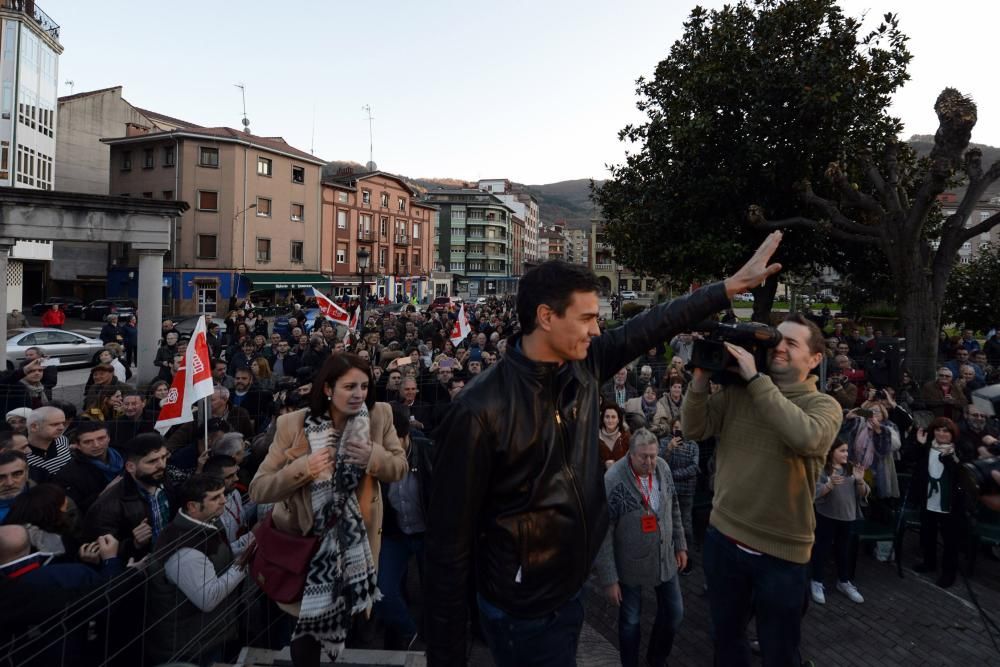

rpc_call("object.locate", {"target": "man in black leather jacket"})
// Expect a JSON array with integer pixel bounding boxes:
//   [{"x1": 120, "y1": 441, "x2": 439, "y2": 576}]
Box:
[{"x1": 424, "y1": 232, "x2": 783, "y2": 666}]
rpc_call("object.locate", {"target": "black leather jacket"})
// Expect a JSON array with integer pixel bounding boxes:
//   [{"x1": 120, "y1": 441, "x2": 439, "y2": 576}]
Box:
[{"x1": 424, "y1": 282, "x2": 729, "y2": 665}]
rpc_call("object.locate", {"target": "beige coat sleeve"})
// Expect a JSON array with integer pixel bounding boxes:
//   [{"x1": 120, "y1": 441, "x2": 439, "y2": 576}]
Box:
[
  {"x1": 248, "y1": 412, "x2": 313, "y2": 504},
  {"x1": 366, "y1": 403, "x2": 407, "y2": 483}
]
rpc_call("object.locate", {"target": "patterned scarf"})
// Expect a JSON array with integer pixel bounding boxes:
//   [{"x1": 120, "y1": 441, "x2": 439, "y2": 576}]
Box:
[{"x1": 293, "y1": 406, "x2": 379, "y2": 660}]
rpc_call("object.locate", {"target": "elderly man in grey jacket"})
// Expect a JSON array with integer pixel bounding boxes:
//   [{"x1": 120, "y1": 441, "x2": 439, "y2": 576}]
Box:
[{"x1": 595, "y1": 428, "x2": 687, "y2": 667}]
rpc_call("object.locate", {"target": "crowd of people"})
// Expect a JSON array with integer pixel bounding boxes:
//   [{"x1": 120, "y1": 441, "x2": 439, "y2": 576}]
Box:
[{"x1": 2, "y1": 251, "x2": 1000, "y2": 667}]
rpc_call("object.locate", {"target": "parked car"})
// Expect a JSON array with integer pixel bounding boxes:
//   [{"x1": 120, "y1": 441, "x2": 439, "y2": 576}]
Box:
[
  {"x1": 6, "y1": 328, "x2": 105, "y2": 369},
  {"x1": 170, "y1": 315, "x2": 228, "y2": 338},
  {"x1": 476, "y1": 296, "x2": 488, "y2": 305},
  {"x1": 80, "y1": 298, "x2": 136, "y2": 321},
  {"x1": 620, "y1": 290, "x2": 639, "y2": 300},
  {"x1": 30, "y1": 297, "x2": 83, "y2": 317},
  {"x1": 734, "y1": 292, "x2": 755, "y2": 302}
]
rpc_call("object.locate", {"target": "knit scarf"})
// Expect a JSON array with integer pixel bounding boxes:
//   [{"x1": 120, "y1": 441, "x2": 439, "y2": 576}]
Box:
[
  {"x1": 599, "y1": 427, "x2": 621, "y2": 452},
  {"x1": 640, "y1": 397, "x2": 658, "y2": 423},
  {"x1": 87, "y1": 447, "x2": 125, "y2": 483},
  {"x1": 293, "y1": 406, "x2": 379, "y2": 660},
  {"x1": 20, "y1": 380, "x2": 47, "y2": 407}
]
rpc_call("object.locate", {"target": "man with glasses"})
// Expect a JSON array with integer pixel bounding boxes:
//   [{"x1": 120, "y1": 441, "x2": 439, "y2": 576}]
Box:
[{"x1": 959, "y1": 404, "x2": 1000, "y2": 459}]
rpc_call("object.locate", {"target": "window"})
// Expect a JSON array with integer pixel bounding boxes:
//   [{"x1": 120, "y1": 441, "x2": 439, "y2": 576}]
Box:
[
  {"x1": 362, "y1": 190, "x2": 371, "y2": 204},
  {"x1": 452, "y1": 209, "x2": 465, "y2": 221},
  {"x1": 142, "y1": 192, "x2": 153, "y2": 199},
  {"x1": 378, "y1": 248, "x2": 388, "y2": 269},
  {"x1": 337, "y1": 210, "x2": 347, "y2": 229},
  {"x1": 398, "y1": 197, "x2": 406, "y2": 212},
  {"x1": 412, "y1": 223, "x2": 420, "y2": 239},
  {"x1": 163, "y1": 146, "x2": 175, "y2": 166},
  {"x1": 121, "y1": 151, "x2": 132, "y2": 171},
  {"x1": 336, "y1": 245, "x2": 347, "y2": 264},
  {"x1": 337, "y1": 191, "x2": 349, "y2": 203},
  {"x1": 381, "y1": 192, "x2": 390, "y2": 207},
  {"x1": 163, "y1": 190, "x2": 174, "y2": 200},
  {"x1": 143, "y1": 149, "x2": 154, "y2": 169},
  {"x1": 380, "y1": 216, "x2": 388, "y2": 236},
  {"x1": 413, "y1": 252, "x2": 420, "y2": 268},
  {"x1": 199, "y1": 147, "x2": 219, "y2": 167},
  {"x1": 0, "y1": 140, "x2": 8, "y2": 179},
  {"x1": 257, "y1": 156, "x2": 272, "y2": 177},
  {"x1": 291, "y1": 203, "x2": 304, "y2": 221},
  {"x1": 292, "y1": 166, "x2": 305, "y2": 184},
  {"x1": 197, "y1": 234, "x2": 218, "y2": 259},
  {"x1": 360, "y1": 214, "x2": 373, "y2": 234},
  {"x1": 197, "y1": 190, "x2": 219, "y2": 211},
  {"x1": 291, "y1": 241, "x2": 304, "y2": 263},
  {"x1": 256, "y1": 238, "x2": 271, "y2": 262},
  {"x1": 256, "y1": 197, "x2": 272, "y2": 217}
]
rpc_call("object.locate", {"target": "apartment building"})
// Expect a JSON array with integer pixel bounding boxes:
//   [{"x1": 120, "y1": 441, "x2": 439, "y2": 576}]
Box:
[
  {"x1": 423, "y1": 188, "x2": 517, "y2": 296},
  {"x1": 104, "y1": 127, "x2": 325, "y2": 314},
  {"x1": 566, "y1": 226, "x2": 590, "y2": 265},
  {"x1": 939, "y1": 191, "x2": 1000, "y2": 263},
  {"x1": 320, "y1": 169, "x2": 436, "y2": 302},
  {"x1": 541, "y1": 224, "x2": 566, "y2": 261},
  {"x1": 591, "y1": 219, "x2": 656, "y2": 295},
  {"x1": 478, "y1": 178, "x2": 540, "y2": 262},
  {"x1": 0, "y1": 0, "x2": 62, "y2": 309}
]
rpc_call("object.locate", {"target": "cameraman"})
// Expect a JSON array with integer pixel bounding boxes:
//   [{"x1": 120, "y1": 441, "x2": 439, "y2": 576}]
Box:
[
  {"x1": 825, "y1": 369, "x2": 856, "y2": 410},
  {"x1": 682, "y1": 313, "x2": 843, "y2": 667}
]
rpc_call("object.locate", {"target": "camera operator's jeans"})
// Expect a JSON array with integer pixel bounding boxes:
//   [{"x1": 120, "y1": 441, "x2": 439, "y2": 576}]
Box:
[
  {"x1": 618, "y1": 576, "x2": 683, "y2": 667},
  {"x1": 477, "y1": 591, "x2": 583, "y2": 667},
  {"x1": 704, "y1": 526, "x2": 808, "y2": 667}
]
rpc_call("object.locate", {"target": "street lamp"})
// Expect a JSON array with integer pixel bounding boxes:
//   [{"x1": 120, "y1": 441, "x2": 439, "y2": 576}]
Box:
[
  {"x1": 357, "y1": 246, "x2": 371, "y2": 327},
  {"x1": 234, "y1": 202, "x2": 258, "y2": 307}
]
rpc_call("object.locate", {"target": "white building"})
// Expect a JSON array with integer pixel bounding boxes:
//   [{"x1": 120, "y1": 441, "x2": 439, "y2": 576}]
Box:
[
  {"x1": 0, "y1": 1, "x2": 62, "y2": 310},
  {"x1": 478, "y1": 178, "x2": 540, "y2": 263}
]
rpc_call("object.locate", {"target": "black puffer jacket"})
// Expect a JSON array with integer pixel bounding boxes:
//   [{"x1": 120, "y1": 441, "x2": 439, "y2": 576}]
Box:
[{"x1": 424, "y1": 282, "x2": 729, "y2": 665}]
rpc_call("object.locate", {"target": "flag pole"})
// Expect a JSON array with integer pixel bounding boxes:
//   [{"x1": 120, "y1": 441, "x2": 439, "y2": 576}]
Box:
[{"x1": 203, "y1": 395, "x2": 210, "y2": 451}]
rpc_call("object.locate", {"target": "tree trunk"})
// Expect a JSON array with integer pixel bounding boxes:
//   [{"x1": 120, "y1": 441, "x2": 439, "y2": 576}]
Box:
[
  {"x1": 897, "y1": 274, "x2": 940, "y2": 384},
  {"x1": 750, "y1": 273, "x2": 780, "y2": 324}
]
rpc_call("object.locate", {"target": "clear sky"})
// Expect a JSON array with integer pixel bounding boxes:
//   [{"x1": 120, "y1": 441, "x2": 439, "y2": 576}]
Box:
[{"x1": 45, "y1": 0, "x2": 999, "y2": 185}]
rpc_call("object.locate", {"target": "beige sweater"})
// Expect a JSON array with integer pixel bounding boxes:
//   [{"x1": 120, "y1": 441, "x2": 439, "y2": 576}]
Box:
[{"x1": 682, "y1": 374, "x2": 843, "y2": 564}]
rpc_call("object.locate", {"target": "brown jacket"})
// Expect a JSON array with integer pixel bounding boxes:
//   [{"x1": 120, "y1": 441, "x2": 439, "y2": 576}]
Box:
[{"x1": 248, "y1": 403, "x2": 406, "y2": 614}]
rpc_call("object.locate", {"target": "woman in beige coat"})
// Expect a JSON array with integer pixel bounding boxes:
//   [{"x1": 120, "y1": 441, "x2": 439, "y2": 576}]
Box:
[{"x1": 249, "y1": 352, "x2": 406, "y2": 666}]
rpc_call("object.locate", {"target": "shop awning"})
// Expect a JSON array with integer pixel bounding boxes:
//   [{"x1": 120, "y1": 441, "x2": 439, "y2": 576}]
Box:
[{"x1": 242, "y1": 273, "x2": 333, "y2": 289}]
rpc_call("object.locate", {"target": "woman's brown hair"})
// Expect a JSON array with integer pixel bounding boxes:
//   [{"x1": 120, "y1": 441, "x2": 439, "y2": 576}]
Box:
[
  {"x1": 309, "y1": 352, "x2": 376, "y2": 415},
  {"x1": 927, "y1": 416, "x2": 959, "y2": 443},
  {"x1": 823, "y1": 439, "x2": 853, "y2": 477}
]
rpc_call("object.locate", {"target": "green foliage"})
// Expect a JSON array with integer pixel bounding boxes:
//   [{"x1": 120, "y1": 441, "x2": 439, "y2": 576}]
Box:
[
  {"x1": 621, "y1": 302, "x2": 647, "y2": 319},
  {"x1": 943, "y1": 245, "x2": 1000, "y2": 332},
  {"x1": 592, "y1": 0, "x2": 911, "y2": 287}
]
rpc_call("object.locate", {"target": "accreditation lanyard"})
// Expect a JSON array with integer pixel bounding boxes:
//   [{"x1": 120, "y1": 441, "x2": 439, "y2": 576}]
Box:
[{"x1": 630, "y1": 462, "x2": 657, "y2": 533}]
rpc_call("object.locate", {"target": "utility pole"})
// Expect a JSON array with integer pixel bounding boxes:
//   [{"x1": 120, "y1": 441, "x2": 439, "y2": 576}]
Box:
[
  {"x1": 235, "y1": 83, "x2": 250, "y2": 133},
  {"x1": 362, "y1": 104, "x2": 375, "y2": 168}
]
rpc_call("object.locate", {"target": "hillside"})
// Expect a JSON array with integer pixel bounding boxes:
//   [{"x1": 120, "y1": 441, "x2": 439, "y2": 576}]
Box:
[{"x1": 907, "y1": 135, "x2": 1000, "y2": 196}]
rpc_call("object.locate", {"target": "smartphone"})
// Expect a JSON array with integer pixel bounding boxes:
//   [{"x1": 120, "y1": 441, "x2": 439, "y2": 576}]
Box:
[
  {"x1": 856, "y1": 408, "x2": 874, "y2": 419},
  {"x1": 396, "y1": 356, "x2": 413, "y2": 367},
  {"x1": 439, "y1": 359, "x2": 455, "y2": 369},
  {"x1": 39, "y1": 357, "x2": 60, "y2": 367}
]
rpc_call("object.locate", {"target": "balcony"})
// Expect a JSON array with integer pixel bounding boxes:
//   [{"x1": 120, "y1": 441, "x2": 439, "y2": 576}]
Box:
[
  {"x1": 595, "y1": 263, "x2": 613, "y2": 271},
  {"x1": 1, "y1": 1, "x2": 59, "y2": 40},
  {"x1": 394, "y1": 233, "x2": 410, "y2": 246},
  {"x1": 357, "y1": 228, "x2": 374, "y2": 242}
]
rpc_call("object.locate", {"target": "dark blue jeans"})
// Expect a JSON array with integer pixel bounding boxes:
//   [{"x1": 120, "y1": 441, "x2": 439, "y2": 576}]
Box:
[
  {"x1": 619, "y1": 576, "x2": 683, "y2": 667},
  {"x1": 374, "y1": 532, "x2": 424, "y2": 638},
  {"x1": 477, "y1": 591, "x2": 584, "y2": 667},
  {"x1": 811, "y1": 513, "x2": 852, "y2": 584},
  {"x1": 704, "y1": 526, "x2": 808, "y2": 667}
]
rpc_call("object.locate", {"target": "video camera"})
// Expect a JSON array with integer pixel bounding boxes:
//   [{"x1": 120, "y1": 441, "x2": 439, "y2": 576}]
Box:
[{"x1": 689, "y1": 321, "x2": 783, "y2": 385}]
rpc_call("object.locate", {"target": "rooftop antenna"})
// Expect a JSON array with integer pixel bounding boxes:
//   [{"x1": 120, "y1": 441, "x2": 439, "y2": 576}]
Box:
[
  {"x1": 235, "y1": 83, "x2": 250, "y2": 134},
  {"x1": 64, "y1": 80, "x2": 74, "y2": 95},
  {"x1": 362, "y1": 104, "x2": 375, "y2": 170}
]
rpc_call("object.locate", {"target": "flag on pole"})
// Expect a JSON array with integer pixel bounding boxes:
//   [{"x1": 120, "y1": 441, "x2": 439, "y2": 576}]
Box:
[
  {"x1": 450, "y1": 303, "x2": 472, "y2": 347},
  {"x1": 308, "y1": 286, "x2": 350, "y2": 325},
  {"x1": 154, "y1": 315, "x2": 214, "y2": 434},
  {"x1": 187, "y1": 315, "x2": 214, "y2": 403},
  {"x1": 343, "y1": 307, "x2": 359, "y2": 346}
]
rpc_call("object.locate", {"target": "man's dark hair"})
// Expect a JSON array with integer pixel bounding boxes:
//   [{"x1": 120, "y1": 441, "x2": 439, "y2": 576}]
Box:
[
  {"x1": 233, "y1": 366, "x2": 253, "y2": 377},
  {"x1": 122, "y1": 388, "x2": 144, "y2": 400},
  {"x1": 178, "y1": 473, "x2": 225, "y2": 509},
  {"x1": 212, "y1": 359, "x2": 228, "y2": 369},
  {"x1": 782, "y1": 312, "x2": 826, "y2": 357},
  {"x1": 0, "y1": 449, "x2": 27, "y2": 467},
  {"x1": 202, "y1": 455, "x2": 238, "y2": 478},
  {"x1": 446, "y1": 376, "x2": 466, "y2": 391},
  {"x1": 517, "y1": 260, "x2": 602, "y2": 335},
  {"x1": 309, "y1": 353, "x2": 374, "y2": 414},
  {"x1": 4, "y1": 483, "x2": 67, "y2": 531},
  {"x1": 48, "y1": 400, "x2": 77, "y2": 423},
  {"x1": 70, "y1": 420, "x2": 109, "y2": 443},
  {"x1": 122, "y1": 432, "x2": 167, "y2": 463}
]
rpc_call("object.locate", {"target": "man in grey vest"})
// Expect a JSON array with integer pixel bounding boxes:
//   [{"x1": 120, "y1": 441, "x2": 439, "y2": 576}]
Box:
[{"x1": 145, "y1": 473, "x2": 245, "y2": 666}]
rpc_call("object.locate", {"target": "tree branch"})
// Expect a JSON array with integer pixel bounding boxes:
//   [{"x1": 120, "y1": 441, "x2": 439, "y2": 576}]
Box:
[
  {"x1": 825, "y1": 161, "x2": 886, "y2": 217},
  {"x1": 960, "y1": 211, "x2": 1000, "y2": 244},
  {"x1": 748, "y1": 213, "x2": 879, "y2": 244},
  {"x1": 798, "y1": 181, "x2": 881, "y2": 237},
  {"x1": 883, "y1": 141, "x2": 903, "y2": 216}
]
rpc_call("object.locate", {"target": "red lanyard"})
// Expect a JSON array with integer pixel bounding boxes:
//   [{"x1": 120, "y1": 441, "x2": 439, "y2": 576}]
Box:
[{"x1": 629, "y1": 462, "x2": 654, "y2": 510}]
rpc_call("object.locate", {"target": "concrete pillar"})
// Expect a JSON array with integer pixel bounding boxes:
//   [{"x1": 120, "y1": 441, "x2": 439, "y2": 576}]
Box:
[
  {"x1": 137, "y1": 250, "x2": 165, "y2": 386},
  {"x1": 0, "y1": 243, "x2": 10, "y2": 364}
]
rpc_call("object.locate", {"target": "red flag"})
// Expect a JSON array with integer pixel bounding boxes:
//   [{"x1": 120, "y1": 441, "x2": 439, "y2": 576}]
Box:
[
  {"x1": 450, "y1": 303, "x2": 472, "y2": 347},
  {"x1": 154, "y1": 360, "x2": 190, "y2": 434},
  {"x1": 308, "y1": 286, "x2": 350, "y2": 324},
  {"x1": 188, "y1": 316, "x2": 214, "y2": 402}
]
